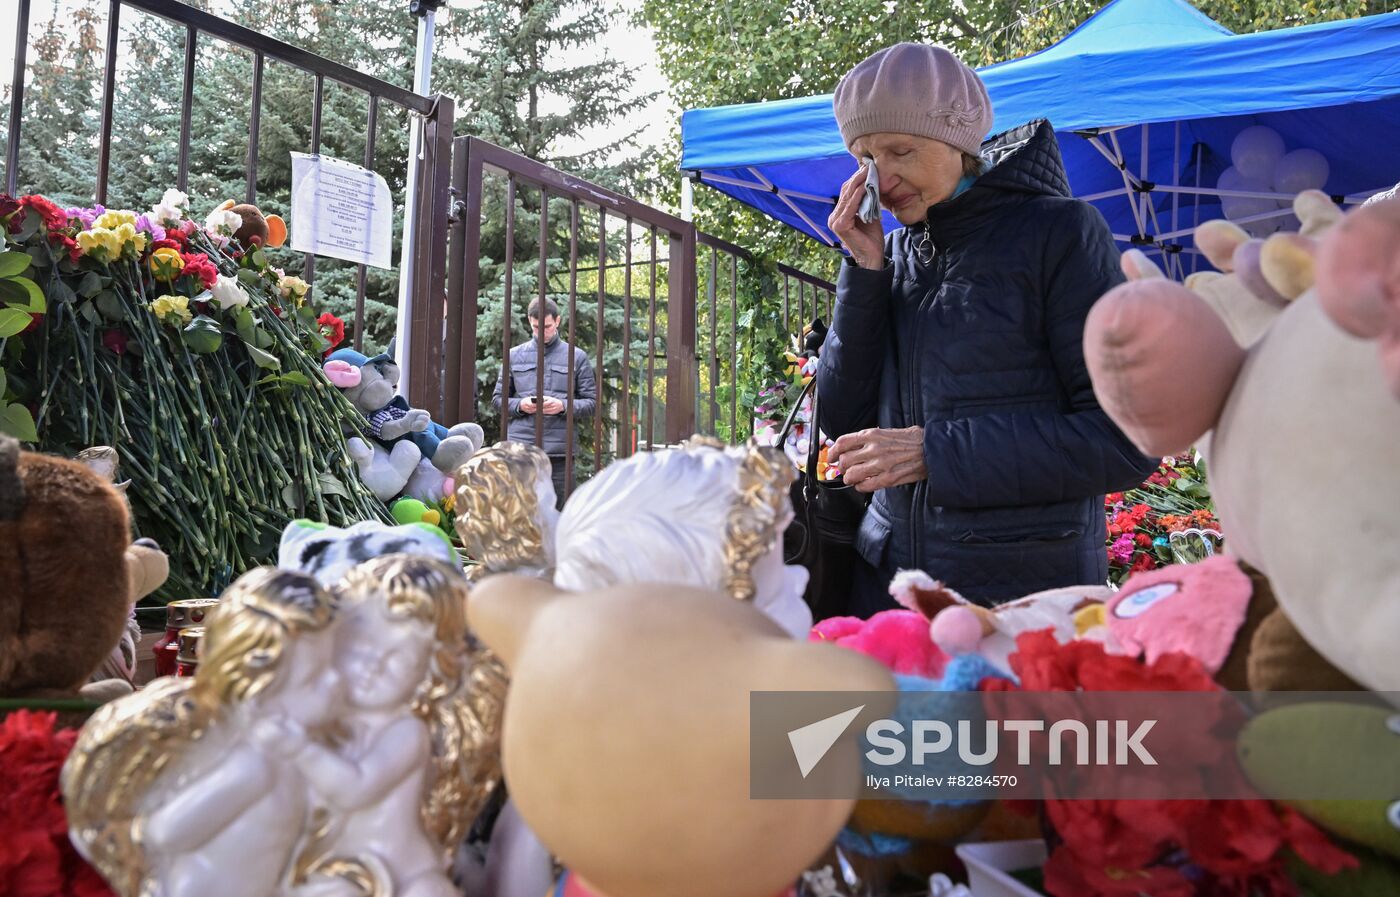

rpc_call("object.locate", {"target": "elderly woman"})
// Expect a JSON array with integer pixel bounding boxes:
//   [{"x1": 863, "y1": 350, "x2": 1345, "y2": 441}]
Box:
[{"x1": 820, "y1": 43, "x2": 1158, "y2": 614}]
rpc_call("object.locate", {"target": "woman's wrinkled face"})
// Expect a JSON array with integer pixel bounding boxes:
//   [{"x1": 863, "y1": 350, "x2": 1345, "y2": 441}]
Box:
[{"x1": 849, "y1": 133, "x2": 965, "y2": 226}]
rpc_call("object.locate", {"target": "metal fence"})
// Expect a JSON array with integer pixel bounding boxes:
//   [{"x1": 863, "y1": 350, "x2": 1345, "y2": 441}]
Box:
[{"x1": 4, "y1": 0, "x2": 454, "y2": 355}]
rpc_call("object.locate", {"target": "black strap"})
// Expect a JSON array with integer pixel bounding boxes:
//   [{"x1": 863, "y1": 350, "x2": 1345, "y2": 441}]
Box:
[{"x1": 774, "y1": 375, "x2": 817, "y2": 446}]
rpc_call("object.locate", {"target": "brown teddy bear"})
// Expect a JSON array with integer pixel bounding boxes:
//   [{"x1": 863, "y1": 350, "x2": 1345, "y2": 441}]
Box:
[
  {"x1": 0, "y1": 436, "x2": 135, "y2": 705},
  {"x1": 213, "y1": 199, "x2": 287, "y2": 249}
]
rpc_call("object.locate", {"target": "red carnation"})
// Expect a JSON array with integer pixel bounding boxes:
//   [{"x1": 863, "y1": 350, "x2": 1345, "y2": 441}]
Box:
[
  {"x1": 151, "y1": 238, "x2": 181, "y2": 252},
  {"x1": 102, "y1": 329, "x2": 128, "y2": 355},
  {"x1": 19, "y1": 195, "x2": 68, "y2": 232},
  {"x1": 1129, "y1": 553, "x2": 1157, "y2": 574},
  {"x1": 318, "y1": 312, "x2": 346, "y2": 354},
  {"x1": 0, "y1": 194, "x2": 19, "y2": 221},
  {"x1": 48, "y1": 231, "x2": 81, "y2": 262},
  {"x1": 180, "y1": 252, "x2": 219, "y2": 289}
]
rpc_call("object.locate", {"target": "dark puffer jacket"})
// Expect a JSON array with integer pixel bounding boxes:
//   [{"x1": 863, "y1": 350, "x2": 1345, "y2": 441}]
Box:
[{"x1": 818, "y1": 120, "x2": 1158, "y2": 606}]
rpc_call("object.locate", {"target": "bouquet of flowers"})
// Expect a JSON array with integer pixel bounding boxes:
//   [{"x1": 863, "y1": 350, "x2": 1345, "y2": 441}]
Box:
[
  {"x1": 1105, "y1": 452, "x2": 1220, "y2": 585},
  {"x1": 0, "y1": 190, "x2": 385, "y2": 599}
]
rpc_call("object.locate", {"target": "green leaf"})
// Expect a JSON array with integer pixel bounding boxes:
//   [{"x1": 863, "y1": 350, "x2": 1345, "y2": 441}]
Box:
[
  {"x1": 0, "y1": 402, "x2": 38, "y2": 442},
  {"x1": 279, "y1": 371, "x2": 311, "y2": 387},
  {"x1": 182, "y1": 315, "x2": 224, "y2": 354},
  {"x1": 316, "y1": 472, "x2": 348, "y2": 498},
  {"x1": 95, "y1": 291, "x2": 125, "y2": 321},
  {"x1": 233, "y1": 306, "x2": 257, "y2": 344},
  {"x1": 14, "y1": 213, "x2": 40, "y2": 244},
  {"x1": 254, "y1": 327, "x2": 275, "y2": 350},
  {"x1": 26, "y1": 245, "x2": 51, "y2": 269},
  {"x1": 251, "y1": 249, "x2": 267, "y2": 268},
  {"x1": 0, "y1": 277, "x2": 44, "y2": 313},
  {"x1": 77, "y1": 271, "x2": 103, "y2": 298},
  {"x1": 0, "y1": 308, "x2": 33, "y2": 338},
  {"x1": 281, "y1": 483, "x2": 302, "y2": 508},
  {"x1": 246, "y1": 344, "x2": 281, "y2": 370},
  {"x1": 0, "y1": 368, "x2": 7, "y2": 397},
  {"x1": 78, "y1": 300, "x2": 101, "y2": 325},
  {"x1": 237, "y1": 269, "x2": 262, "y2": 288},
  {"x1": 0, "y1": 252, "x2": 30, "y2": 278}
]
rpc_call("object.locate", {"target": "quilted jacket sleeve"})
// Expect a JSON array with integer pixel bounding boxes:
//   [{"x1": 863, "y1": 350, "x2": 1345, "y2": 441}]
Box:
[
  {"x1": 816, "y1": 259, "x2": 891, "y2": 439},
  {"x1": 923, "y1": 202, "x2": 1160, "y2": 508}
]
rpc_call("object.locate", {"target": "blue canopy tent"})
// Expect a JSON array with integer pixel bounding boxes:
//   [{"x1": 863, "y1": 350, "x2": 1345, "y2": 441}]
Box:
[{"x1": 679, "y1": 0, "x2": 1400, "y2": 276}]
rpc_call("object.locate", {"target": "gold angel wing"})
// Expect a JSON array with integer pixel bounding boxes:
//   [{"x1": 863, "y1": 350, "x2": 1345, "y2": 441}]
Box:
[{"x1": 60, "y1": 676, "x2": 208, "y2": 897}]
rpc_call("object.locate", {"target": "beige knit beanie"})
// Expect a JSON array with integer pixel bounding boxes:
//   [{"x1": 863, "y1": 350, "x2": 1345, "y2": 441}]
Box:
[{"x1": 833, "y1": 43, "x2": 994, "y2": 156}]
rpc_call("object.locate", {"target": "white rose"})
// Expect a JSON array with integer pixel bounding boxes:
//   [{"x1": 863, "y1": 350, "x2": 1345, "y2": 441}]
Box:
[
  {"x1": 205, "y1": 208, "x2": 243, "y2": 235},
  {"x1": 151, "y1": 189, "x2": 189, "y2": 226},
  {"x1": 210, "y1": 274, "x2": 250, "y2": 310}
]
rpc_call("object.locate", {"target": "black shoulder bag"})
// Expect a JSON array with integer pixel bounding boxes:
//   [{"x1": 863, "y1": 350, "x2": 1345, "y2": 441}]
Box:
[{"x1": 776, "y1": 378, "x2": 871, "y2": 621}]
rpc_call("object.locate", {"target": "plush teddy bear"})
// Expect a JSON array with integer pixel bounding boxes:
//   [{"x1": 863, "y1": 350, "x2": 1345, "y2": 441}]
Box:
[
  {"x1": 0, "y1": 436, "x2": 135, "y2": 707},
  {"x1": 212, "y1": 199, "x2": 288, "y2": 249},
  {"x1": 1083, "y1": 190, "x2": 1400, "y2": 693},
  {"x1": 324, "y1": 348, "x2": 481, "y2": 478},
  {"x1": 468, "y1": 573, "x2": 894, "y2": 897}
]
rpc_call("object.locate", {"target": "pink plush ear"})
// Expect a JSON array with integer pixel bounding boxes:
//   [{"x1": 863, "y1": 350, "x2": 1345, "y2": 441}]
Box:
[
  {"x1": 1084, "y1": 280, "x2": 1247, "y2": 456},
  {"x1": 323, "y1": 359, "x2": 362, "y2": 388},
  {"x1": 1315, "y1": 198, "x2": 1400, "y2": 400},
  {"x1": 929, "y1": 606, "x2": 986, "y2": 656},
  {"x1": 1105, "y1": 555, "x2": 1253, "y2": 673}
]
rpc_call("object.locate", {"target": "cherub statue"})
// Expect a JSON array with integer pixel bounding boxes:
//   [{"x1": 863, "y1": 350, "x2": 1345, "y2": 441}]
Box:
[
  {"x1": 62, "y1": 558, "x2": 506, "y2": 897},
  {"x1": 553, "y1": 437, "x2": 812, "y2": 638},
  {"x1": 275, "y1": 554, "x2": 504, "y2": 897},
  {"x1": 61, "y1": 568, "x2": 344, "y2": 897},
  {"x1": 453, "y1": 442, "x2": 559, "y2": 579}
]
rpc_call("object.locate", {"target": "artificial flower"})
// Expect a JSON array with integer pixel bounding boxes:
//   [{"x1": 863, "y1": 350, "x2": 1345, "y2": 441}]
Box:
[
  {"x1": 204, "y1": 207, "x2": 242, "y2": 235},
  {"x1": 209, "y1": 274, "x2": 250, "y2": 311},
  {"x1": 150, "y1": 294, "x2": 193, "y2": 326},
  {"x1": 150, "y1": 246, "x2": 185, "y2": 281}
]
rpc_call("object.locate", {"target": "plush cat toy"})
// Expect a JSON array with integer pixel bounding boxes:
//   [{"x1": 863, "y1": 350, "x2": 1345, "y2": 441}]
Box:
[
  {"x1": 1084, "y1": 190, "x2": 1400, "y2": 693},
  {"x1": 0, "y1": 436, "x2": 135, "y2": 708},
  {"x1": 277, "y1": 518, "x2": 458, "y2": 587}
]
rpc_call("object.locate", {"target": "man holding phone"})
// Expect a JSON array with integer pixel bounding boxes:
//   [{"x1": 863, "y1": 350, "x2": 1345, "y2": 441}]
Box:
[{"x1": 492, "y1": 298, "x2": 597, "y2": 506}]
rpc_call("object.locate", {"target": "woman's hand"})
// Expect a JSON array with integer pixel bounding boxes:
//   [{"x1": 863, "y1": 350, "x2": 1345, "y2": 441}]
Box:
[
  {"x1": 829, "y1": 426, "x2": 927, "y2": 492},
  {"x1": 828, "y1": 164, "x2": 885, "y2": 270}
]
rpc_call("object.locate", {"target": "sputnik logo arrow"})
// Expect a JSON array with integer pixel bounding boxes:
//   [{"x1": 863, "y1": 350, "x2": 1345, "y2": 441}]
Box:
[{"x1": 787, "y1": 705, "x2": 865, "y2": 778}]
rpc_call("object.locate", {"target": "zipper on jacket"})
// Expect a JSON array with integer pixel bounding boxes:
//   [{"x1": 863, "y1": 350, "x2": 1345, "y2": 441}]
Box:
[{"x1": 908, "y1": 236, "x2": 944, "y2": 571}]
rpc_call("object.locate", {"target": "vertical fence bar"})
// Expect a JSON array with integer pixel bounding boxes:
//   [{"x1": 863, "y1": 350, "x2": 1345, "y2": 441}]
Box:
[
  {"x1": 442, "y1": 135, "x2": 468, "y2": 426},
  {"x1": 621, "y1": 219, "x2": 632, "y2": 457},
  {"x1": 708, "y1": 247, "x2": 718, "y2": 435},
  {"x1": 353, "y1": 93, "x2": 378, "y2": 352},
  {"x1": 729, "y1": 253, "x2": 738, "y2": 439},
  {"x1": 407, "y1": 95, "x2": 454, "y2": 417},
  {"x1": 244, "y1": 52, "x2": 263, "y2": 205},
  {"x1": 535, "y1": 190, "x2": 548, "y2": 448},
  {"x1": 501, "y1": 175, "x2": 516, "y2": 430},
  {"x1": 95, "y1": 0, "x2": 122, "y2": 205},
  {"x1": 782, "y1": 274, "x2": 790, "y2": 342},
  {"x1": 452, "y1": 137, "x2": 483, "y2": 423},
  {"x1": 646, "y1": 226, "x2": 657, "y2": 449},
  {"x1": 176, "y1": 24, "x2": 196, "y2": 191},
  {"x1": 302, "y1": 72, "x2": 324, "y2": 287},
  {"x1": 6, "y1": 0, "x2": 32, "y2": 196},
  {"x1": 566, "y1": 200, "x2": 579, "y2": 493},
  {"x1": 594, "y1": 211, "x2": 606, "y2": 473},
  {"x1": 665, "y1": 224, "x2": 697, "y2": 444}
]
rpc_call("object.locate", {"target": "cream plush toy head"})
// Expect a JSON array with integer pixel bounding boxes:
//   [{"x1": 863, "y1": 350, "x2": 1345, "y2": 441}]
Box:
[{"x1": 1083, "y1": 191, "x2": 1400, "y2": 693}]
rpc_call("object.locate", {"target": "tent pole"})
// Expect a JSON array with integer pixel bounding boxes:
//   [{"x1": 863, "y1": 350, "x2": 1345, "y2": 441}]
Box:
[
  {"x1": 746, "y1": 167, "x2": 838, "y2": 245},
  {"x1": 681, "y1": 176, "x2": 694, "y2": 221},
  {"x1": 1079, "y1": 187, "x2": 1130, "y2": 202},
  {"x1": 1191, "y1": 143, "x2": 1204, "y2": 274},
  {"x1": 1172, "y1": 121, "x2": 1182, "y2": 279},
  {"x1": 699, "y1": 170, "x2": 838, "y2": 205},
  {"x1": 1139, "y1": 124, "x2": 1149, "y2": 245},
  {"x1": 1087, "y1": 134, "x2": 1147, "y2": 239}
]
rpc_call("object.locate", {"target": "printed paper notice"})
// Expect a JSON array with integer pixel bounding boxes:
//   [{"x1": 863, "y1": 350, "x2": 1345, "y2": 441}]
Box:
[{"x1": 290, "y1": 152, "x2": 393, "y2": 269}]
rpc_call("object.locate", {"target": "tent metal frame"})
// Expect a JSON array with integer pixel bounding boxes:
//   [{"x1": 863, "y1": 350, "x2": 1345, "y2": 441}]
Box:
[{"x1": 687, "y1": 119, "x2": 1391, "y2": 278}]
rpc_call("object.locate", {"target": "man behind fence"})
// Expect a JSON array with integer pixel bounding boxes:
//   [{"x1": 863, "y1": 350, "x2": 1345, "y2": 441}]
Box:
[{"x1": 492, "y1": 299, "x2": 597, "y2": 507}]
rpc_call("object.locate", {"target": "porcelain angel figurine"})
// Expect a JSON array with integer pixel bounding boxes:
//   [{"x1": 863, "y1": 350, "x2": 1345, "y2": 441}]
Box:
[
  {"x1": 61, "y1": 557, "x2": 505, "y2": 897},
  {"x1": 61, "y1": 568, "x2": 344, "y2": 897},
  {"x1": 553, "y1": 437, "x2": 812, "y2": 638},
  {"x1": 453, "y1": 441, "x2": 559, "y2": 579}
]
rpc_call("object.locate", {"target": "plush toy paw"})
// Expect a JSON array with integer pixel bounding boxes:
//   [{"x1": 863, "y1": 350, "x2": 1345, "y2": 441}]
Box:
[
  {"x1": 449, "y1": 421, "x2": 486, "y2": 454},
  {"x1": 431, "y1": 434, "x2": 476, "y2": 473},
  {"x1": 1315, "y1": 196, "x2": 1400, "y2": 401},
  {"x1": 1084, "y1": 279, "x2": 1247, "y2": 456}
]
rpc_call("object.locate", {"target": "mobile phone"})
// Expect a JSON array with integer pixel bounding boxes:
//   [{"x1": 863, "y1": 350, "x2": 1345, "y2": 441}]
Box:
[{"x1": 857, "y1": 157, "x2": 880, "y2": 224}]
